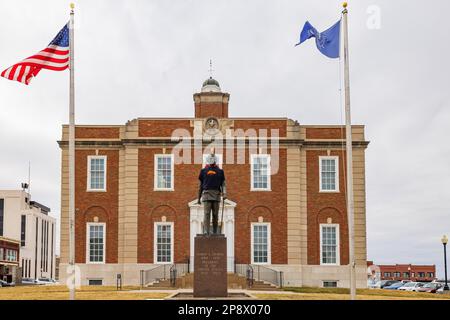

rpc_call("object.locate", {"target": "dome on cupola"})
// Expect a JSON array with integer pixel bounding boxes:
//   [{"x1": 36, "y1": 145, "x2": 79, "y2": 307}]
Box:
[{"x1": 201, "y1": 77, "x2": 221, "y2": 93}]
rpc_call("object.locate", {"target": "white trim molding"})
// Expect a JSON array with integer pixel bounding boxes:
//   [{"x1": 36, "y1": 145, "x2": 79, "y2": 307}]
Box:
[
  {"x1": 86, "y1": 222, "x2": 106, "y2": 264},
  {"x1": 319, "y1": 156, "x2": 339, "y2": 193},
  {"x1": 153, "y1": 221, "x2": 174, "y2": 264},
  {"x1": 250, "y1": 154, "x2": 271, "y2": 191},
  {"x1": 250, "y1": 222, "x2": 271, "y2": 265},
  {"x1": 87, "y1": 155, "x2": 107, "y2": 192},
  {"x1": 319, "y1": 223, "x2": 340, "y2": 266},
  {"x1": 154, "y1": 154, "x2": 175, "y2": 191}
]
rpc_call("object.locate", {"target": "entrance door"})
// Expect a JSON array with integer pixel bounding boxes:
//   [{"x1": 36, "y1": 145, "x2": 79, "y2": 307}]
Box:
[{"x1": 188, "y1": 199, "x2": 236, "y2": 272}]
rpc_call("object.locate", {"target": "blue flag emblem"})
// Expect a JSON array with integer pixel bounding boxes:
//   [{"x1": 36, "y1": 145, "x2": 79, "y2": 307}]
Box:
[{"x1": 296, "y1": 20, "x2": 341, "y2": 59}]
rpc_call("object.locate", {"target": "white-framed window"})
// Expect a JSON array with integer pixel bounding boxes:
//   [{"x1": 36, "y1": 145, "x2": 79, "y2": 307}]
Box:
[
  {"x1": 154, "y1": 154, "x2": 174, "y2": 191},
  {"x1": 87, "y1": 155, "x2": 107, "y2": 191},
  {"x1": 250, "y1": 154, "x2": 271, "y2": 191},
  {"x1": 0, "y1": 248, "x2": 3, "y2": 261},
  {"x1": 320, "y1": 224, "x2": 340, "y2": 265},
  {"x1": 251, "y1": 223, "x2": 271, "y2": 264},
  {"x1": 319, "y1": 156, "x2": 339, "y2": 192},
  {"x1": 6, "y1": 249, "x2": 17, "y2": 262},
  {"x1": 154, "y1": 222, "x2": 174, "y2": 264},
  {"x1": 202, "y1": 154, "x2": 223, "y2": 167},
  {"x1": 86, "y1": 222, "x2": 106, "y2": 264}
]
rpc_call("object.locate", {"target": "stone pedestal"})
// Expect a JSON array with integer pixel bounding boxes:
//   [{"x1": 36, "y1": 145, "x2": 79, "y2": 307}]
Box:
[{"x1": 194, "y1": 234, "x2": 228, "y2": 297}]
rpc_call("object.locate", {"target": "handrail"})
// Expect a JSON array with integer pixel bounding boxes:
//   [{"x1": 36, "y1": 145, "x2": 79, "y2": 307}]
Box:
[
  {"x1": 169, "y1": 263, "x2": 190, "y2": 287},
  {"x1": 235, "y1": 264, "x2": 254, "y2": 288},
  {"x1": 251, "y1": 264, "x2": 284, "y2": 288},
  {"x1": 139, "y1": 264, "x2": 172, "y2": 287}
]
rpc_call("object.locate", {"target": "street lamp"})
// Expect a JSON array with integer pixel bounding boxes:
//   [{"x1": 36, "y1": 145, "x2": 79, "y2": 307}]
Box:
[{"x1": 442, "y1": 235, "x2": 449, "y2": 291}]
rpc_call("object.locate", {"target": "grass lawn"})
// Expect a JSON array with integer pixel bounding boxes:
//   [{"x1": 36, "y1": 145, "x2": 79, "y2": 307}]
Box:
[
  {"x1": 1, "y1": 285, "x2": 449, "y2": 300},
  {"x1": 0, "y1": 285, "x2": 169, "y2": 300},
  {"x1": 252, "y1": 287, "x2": 450, "y2": 300}
]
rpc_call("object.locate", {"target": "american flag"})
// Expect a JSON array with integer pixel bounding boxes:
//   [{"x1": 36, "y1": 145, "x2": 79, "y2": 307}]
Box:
[{"x1": 1, "y1": 23, "x2": 69, "y2": 85}]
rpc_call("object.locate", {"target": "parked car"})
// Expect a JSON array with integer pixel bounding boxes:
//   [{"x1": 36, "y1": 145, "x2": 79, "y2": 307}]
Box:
[
  {"x1": 0, "y1": 280, "x2": 15, "y2": 287},
  {"x1": 367, "y1": 279, "x2": 379, "y2": 288},
  {"x1": 400, "y1": 280, "x2": 412, "y2": 284},
  {"x1": 384, "y1": 282, "x2": 404, "y2": 290},
  {"x1": 36, "y1": 278, "x2": 55, "y2": 285},
  {"x1": 377, "y1": 280, "x2": 400, "y2": 289},
  {"x1": 398, "y1": 282, "x2": 424, "y2": 292},
  {"x1": 21, "y1": 278, "x2": 39, "y2": 285},
  {"x1": 417, "y1": 282, "x2": 443, "y2": 293}
]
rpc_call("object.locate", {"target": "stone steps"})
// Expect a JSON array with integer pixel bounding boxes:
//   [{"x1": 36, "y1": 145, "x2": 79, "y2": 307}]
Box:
[{"x1": 145, "y1": 272, "x2": 280, "y2": 290}]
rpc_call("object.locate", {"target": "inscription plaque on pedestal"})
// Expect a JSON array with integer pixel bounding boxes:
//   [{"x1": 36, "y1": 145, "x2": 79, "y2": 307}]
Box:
[{"x1": 194, "y1": 235, "x2": 227, "y2": 297}]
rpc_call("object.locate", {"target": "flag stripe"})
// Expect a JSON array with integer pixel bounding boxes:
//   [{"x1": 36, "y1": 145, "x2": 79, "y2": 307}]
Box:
[{"x1": 1, "y1": 23, "x2": 69, "y2": 85}]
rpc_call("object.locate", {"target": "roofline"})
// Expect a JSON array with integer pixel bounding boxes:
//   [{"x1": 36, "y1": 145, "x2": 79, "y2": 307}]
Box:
[{"x1": 0, "y1": 236, "x2": 21, "y2": 245}]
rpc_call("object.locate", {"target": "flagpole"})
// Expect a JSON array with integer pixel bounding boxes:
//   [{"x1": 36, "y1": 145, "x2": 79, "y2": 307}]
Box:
[
  {"x1": 69, "y1": 2, "x2": 76, "y2": 301},
  {"x1": 342, "y1": 2, "x2": 356, "y2": 300}
]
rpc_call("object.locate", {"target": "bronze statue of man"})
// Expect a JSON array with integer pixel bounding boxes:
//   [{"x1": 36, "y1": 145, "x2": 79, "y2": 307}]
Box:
[{"x1": 197, "y1": 154, "x2": 227, "y2": 235}]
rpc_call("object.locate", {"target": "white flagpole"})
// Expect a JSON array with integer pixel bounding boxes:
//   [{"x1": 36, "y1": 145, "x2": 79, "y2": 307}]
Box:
[
  {"x1": 342, "y1": 2, "x2": 356, "y2": 300},
  {"x1": 68, "y1": 2, "x2": 76, "y2": 301}
]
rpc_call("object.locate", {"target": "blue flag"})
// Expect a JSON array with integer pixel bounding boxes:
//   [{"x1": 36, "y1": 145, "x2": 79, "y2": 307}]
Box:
[{"x1": 295, "y1": 20, "x2": 341, "y2": 59}]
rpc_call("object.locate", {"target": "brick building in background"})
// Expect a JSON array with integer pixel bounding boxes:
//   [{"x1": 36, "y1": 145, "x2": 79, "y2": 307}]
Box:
[
  {"x1": 58, "y1": 77, "x2": 369, "y2": 287},
  {"x1": 368, "y1": 261, "x2": 436, "y2": 282}
]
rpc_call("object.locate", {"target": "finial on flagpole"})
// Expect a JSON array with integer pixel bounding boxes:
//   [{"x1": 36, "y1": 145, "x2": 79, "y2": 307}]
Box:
[
  {"x1": 343, "y1": 2, "x2": 347, "y2": 8},
  {"x1": 70, "y1": 3, "x2": 75, "y2": 12}
]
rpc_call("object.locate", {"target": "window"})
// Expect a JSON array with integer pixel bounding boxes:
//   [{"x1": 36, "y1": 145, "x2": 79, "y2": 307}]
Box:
[
  {"x1": 418, "y1": 272, "x2": 425, "y2": 278},
  {"x1": 21, "y1": 215, "x2": 26, "y2": 247},
  {"x1": 251, "y1": 154, "x2": 271, "y2": 191},
  {"x1": 383, "y1": 272, "x2": 391, "y2": 278},
  {"x1": 403, "y1": 272, "x2": 410, "y2": 278},
  {"x1": 0, "y1": 199, "x2": 4, "y2": 236},
  {"x1": 251, "y1": 223, "x2": 271, "y2": 264},
  {"x1": 6, "y1": 249, "x2": 17, "y2": 262},
  {"x1": 154, "y1": 223, "x2": 173, "y2": 263},
  {"x1": 202, "y1": 154, "x2": 223, "y2": 167},
  {"x1": 154, "y1": 154, "x2": 174, "y2": 190},
  {"x1": 320, "y1": 224, "x2": 340, "y2": 265},
  {"x1": 88, "y1": 279, "x2": 103, "y2": 286},
  {"x1": 428, "y1": 272, "x2": 434, "y2": 278},
  {"x1": 393, "y1": 272, "x2": 401, "y2": 278},
  {"x1": 86, "y1": 223, "x2": 106, "y2": 263},
  {"x1": 0, "y1": 248, "x2": 3, "y2": 261},
  {"x1": 87, "y1": 156, "x2": 107, "y2": 191},
  {"x1": 323, "y1": 281, "x2": 338, "y2": 288},
  {"x1": 319, "y1": 156, "x2": 339, "y2": 192}
]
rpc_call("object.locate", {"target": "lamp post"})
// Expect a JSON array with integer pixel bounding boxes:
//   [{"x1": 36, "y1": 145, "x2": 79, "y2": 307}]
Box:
[
  {"x1": 407, "y1": 266, "x2": 411, "y2": 281},
  {"x1": 442, "y1": 235, "x2": 449, "y2": 291}
]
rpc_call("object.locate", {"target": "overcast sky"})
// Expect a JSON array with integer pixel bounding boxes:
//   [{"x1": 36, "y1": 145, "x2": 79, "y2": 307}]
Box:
[{"x1": 1, "y1": 0, "x2": 449, "y2": 278}]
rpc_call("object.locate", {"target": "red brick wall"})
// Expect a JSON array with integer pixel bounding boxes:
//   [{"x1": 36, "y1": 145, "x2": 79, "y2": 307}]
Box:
[
  {"x1": 137, "y1": 148, "x2": 288, "y2": 264},
  {"x1": 75, "y1": 150, "x2": 119, "y2": 264},
  {"x1": 379, "y1": 264, "x2": 436, "y2": 281},
  {"x1": 75, "y1": 127, "x2": 120, "y2": 139},
  {"x1": 306, "y1": 150, "x2": 349, "y2": 265},
  {"x1": 306, "y1": 127, "x2": 346, "y2": 140},
  {"x1": 138, "y1": 120, "x2": 193, "y2": 137},
  {"x1": 195, "y1": 102, "x2": 228, "y2": 118},
  {"x1": 233, "y1": 120, "x2": 287, "y2": 137}
]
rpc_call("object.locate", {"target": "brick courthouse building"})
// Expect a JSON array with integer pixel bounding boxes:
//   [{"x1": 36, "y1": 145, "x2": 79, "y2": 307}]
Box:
[{"x1": 58, "y1": 78, "x2": 369, "y2": 287}]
